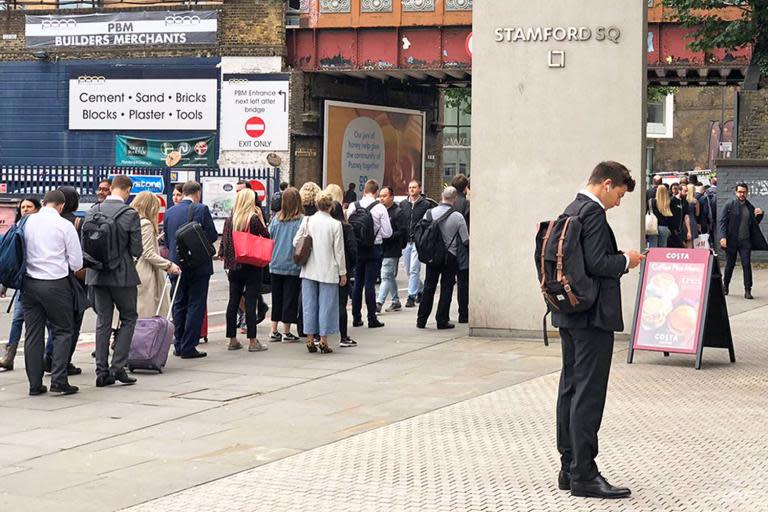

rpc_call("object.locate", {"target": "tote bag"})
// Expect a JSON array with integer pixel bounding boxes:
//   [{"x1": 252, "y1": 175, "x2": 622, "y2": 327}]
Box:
[
  {"x1": 645, "y1": 200, "x2": 658, "y2": 236},
  {"x1": 233, "y1": 230, "x2": 274, "y2": 267}
]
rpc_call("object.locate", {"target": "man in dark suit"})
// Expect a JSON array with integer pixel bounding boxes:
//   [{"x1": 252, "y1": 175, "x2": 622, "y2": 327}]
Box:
[
  {"x1": 552, "y1": 161, "x2": 644, "y2": 499},
  {"x1": 163, "y1": 180, "x2": 218, "y2": 358},
  {"x1": 85, "y1": 174, "x2": 142, "y2": 387},
  {"x1": 719, "y1": 182, "x2": 768, "y2": 299}
]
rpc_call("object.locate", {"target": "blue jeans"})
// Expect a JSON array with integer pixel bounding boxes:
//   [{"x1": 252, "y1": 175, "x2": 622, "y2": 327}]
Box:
[
  {"x1": 658, "y1": 226, "x2": 671, "y2": 248},
  {"x1": 172, "y1": 272, "x2": 210, "y2": 356},
  {"x1": 301, "y1": 279, "x2": 339, "y2": 337},
  {"x1": 352, "y1": 245, "x2": 383, "y2": 323},
  {"x1": 7, "y1": 291, "x2": 24, "y2": 347},
  {"x1": 377, "y1": 256, "x2": 401, "y2": 305},
  {"x1": 401, "y1": 242, "x2": 423, "y2": 298}
]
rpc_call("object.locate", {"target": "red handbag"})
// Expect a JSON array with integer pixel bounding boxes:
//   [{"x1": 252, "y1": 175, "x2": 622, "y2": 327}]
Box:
[{"x1": 232, "y1": 230, "x2": 274, "y2": 267}]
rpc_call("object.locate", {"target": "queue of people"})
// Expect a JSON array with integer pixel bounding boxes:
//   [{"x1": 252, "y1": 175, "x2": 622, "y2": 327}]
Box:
[
  {"x1": 0, "y1": 174, "x2": 471, "y2": 395},
  {"x1": 646, "y1": 174, "x2": 717, "y2": 249}
]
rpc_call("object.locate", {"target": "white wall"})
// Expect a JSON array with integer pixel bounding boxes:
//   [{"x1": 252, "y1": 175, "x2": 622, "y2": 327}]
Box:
[{"x1": 470, "y1": 2, "x2": 647, "y2": 335}]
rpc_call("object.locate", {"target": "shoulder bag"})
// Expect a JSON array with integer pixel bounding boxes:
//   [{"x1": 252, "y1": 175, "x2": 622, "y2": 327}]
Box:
[
  {"x1": 645, "y1": 199, "x2": 658, "y2": 236},
  {"x1": 293, "y1": 216, "x2": 313, "y2": 266},
  {"x1": 232, "y1": 214, "x2": 274, "y2": 268}
]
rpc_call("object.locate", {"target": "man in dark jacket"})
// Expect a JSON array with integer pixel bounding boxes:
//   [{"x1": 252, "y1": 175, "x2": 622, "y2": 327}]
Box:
[
  {"x1": 85, "y1": 175, "x2": 142, "y2": 387},
  {"x1": 451, "y1": 174, "x2": 470, "y2": 322},
  {"x1": 399, "y1": 180, "x2": 437, "y2": 307},
  {"x1": 164, "y1": 180, "x2": 218, "y2": 358},
  {"x1": 719, "y1": 182, "x2": 767, "y2": 299},
  {"x1": 552, "y1": 161, "x2": 644, "y2": 499},
  {"x1": 376, "y1": 186, "x2": 408, "y2": 312},
  {"x1": 271, "y1": 182, "x2": 288, "y2": 214}
]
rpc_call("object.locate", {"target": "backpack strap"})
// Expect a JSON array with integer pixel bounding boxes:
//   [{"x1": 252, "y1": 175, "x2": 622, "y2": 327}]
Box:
[
  {"x1": 187, "y1": 203, "x2": 194, "y2": 223},
  {"x1": 556, "y1": 217, "x2": 580, "y2": 308},
  {"x1": 542, "y1": 310, "x2": 550, "y2": 347},
  {"x1": 539, "y1": 221, "x2": 555, "y2": 289},
  {"x1": 365, "y1": 200, "x2": 380, "y2": 212}
]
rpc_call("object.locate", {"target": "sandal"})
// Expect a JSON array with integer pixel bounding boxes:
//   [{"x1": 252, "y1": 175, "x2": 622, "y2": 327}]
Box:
[
  {"x1": 306, "y1": 338, "x2": 318, "y2": 353},
  {"x1": 318, "y1": 341, "x2": 333, "y2": 354}
]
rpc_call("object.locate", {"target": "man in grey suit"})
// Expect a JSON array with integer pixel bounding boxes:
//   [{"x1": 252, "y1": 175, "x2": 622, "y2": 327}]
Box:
[{"x1": 84, "y1": 174, "x2": 142, "y2": 387}]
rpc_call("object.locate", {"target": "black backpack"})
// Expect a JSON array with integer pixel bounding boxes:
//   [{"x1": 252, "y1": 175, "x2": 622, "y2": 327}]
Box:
[
  {"x1": 175, "y1": 203, "x2": 216, "y2": 270},
  {"x1": 81, "y1": 204, "x2": 130, "y2": 271},
  {"x1": 535, "y1": 203, "x2": 598, "y2": 343},
  {"x1": 349, "y1": 200, "x2": 379, "y2": 248},
  {"x1": 414, "y1": 207, "x2": 455, "y2": 266}
]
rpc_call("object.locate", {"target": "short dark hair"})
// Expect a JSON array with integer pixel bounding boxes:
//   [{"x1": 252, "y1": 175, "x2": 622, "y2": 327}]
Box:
[
  {"x1": 98, "y1": 178, "x2": 112, "y2": 186},
  {"x1": 451, "y1": 174, "x2": 469, "y2": 193},
  {"x1": 182, "y1": 180, "x2": 202, "y2": 196},
  {"x1": 348, "y1": 183, "x2": 357, "y2": 190},
  {"x1": 736, "y1": 182, "x2": 749, "y2": 191},
  {"x1": 409, "y1": 179, "x2": 422, "y2": 188},
  {"x1": 174, "y1": 183, "x2": 183, "y2": 194},
  {"x1": 380, "y1": 186, "x2": 394, "y2": 196},
  {"x1": 236, "y1": 180, "x2": 252, "y2": 189},
  {"x1": 58, "y1": 186, "x2": 80, "y2": 214},
  {"x1": 111, "y1": 174, "x2": 133, "y2": 191},
  {"x1": 588, "y1": 161, "x2": 635, "y2": 192},
  {"x1": 43, "y1": 190, "x2": 66, "y2": 206},
  {"x1": 280, "y1": 182, "x2": 289, "y2": 191},
  {"x1": 364, "y1": 179, "x2": 380, "y2": 194}
]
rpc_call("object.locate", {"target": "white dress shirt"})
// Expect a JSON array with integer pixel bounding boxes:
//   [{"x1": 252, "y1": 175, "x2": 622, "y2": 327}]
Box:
[
  {"x1": 579, "y1": 189, "x2": 630, "y2": 271},
  {"x1": 347, "y1": 195, "x2": 393, "y2": 245},
  {"x1": 24, "y1": 207, "x2": 83, "y2": 280}
]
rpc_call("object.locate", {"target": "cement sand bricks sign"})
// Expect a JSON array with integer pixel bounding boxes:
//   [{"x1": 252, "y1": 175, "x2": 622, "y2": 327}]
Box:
[{"x1": 470, "y1": 0, "x2": 647, "y2": 336}]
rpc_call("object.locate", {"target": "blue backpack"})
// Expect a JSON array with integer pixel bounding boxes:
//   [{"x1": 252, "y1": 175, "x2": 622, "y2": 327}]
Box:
[{"x1": 0, "y1": 216, "x2": 29, "y2": 290}]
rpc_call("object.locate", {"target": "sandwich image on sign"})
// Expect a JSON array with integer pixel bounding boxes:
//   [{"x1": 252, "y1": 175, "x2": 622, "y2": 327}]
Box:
[
  {"x1": 640, "y1": 296, "x2": 673, "y2": 331},
  {"x1": 667, "y1": 305, "x2": 697, "y2": 340}
]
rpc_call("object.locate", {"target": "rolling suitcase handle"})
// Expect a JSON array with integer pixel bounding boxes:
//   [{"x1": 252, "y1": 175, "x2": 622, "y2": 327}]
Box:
[{"x1": 158, "y1": 273, "x2": 182, "y2": 320}]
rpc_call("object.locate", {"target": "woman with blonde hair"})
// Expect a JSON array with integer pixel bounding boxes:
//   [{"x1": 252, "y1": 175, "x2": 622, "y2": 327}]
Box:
[
  {"x1": 683, "y1": 184, "x2": 700, "y2": 248},
  {"x1": 130, "y1": 192, "x2": 181, "y2": 319},
  {"x1": 299, "y1": 181, "x2": 321, "y2": 216},
  {"x1": 218, "y1": 188, "x2": 270, "y2": 352},
  {"x1": 293, "y1": 190, "x2": 347, "y2": 354},
  {"x1": 648, "y1": 184, "x2": 674, "y2": 248},
  {"x1": 324, "y1": 183, "x2": 344, "y2": 205},
  {"x1": 268, "y1": 187, "x2": 304, "y2": 342}
]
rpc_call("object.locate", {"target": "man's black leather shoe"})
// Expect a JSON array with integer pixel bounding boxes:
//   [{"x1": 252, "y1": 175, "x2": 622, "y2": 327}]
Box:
[
  {"x1": 67, "y1": 363, "x2": 82, "y2": 376},
  {"x1": 558, "y1": 470, "x2": 571, "y2": 491},
  {"x1": 352, "y1": 320, "x2": 364, "y2": 327},
  {"x1": 29, "y1": 385, "x2": 47, "y2": 396},
  {"x1": 745, "y1": 289, "x2": 754, "y2": 300},
  {"x1": 50, "y1": 383, "x2": 79, "y2": 395},
  {"x1": 114, "y1": 370, "x2": 137, "y2": 385},
  {"x1": 180, "y1": 349, "x2": 207, "y2": 359},
  {"x1": 458, "y1": 317, "x2": 469, "y2": 324},
  {"x1": 570, "y1": 474, "x2": 631, "y2": 499},
  {"x1": 368, "y1": 319, "x2": 385, "y2": 328},
  {"x1": 96, "y1": 374, "x2": 116, "y2": 387},
  {"x1": 437, "y1": 323, "x2": 455, "y2": 330}
]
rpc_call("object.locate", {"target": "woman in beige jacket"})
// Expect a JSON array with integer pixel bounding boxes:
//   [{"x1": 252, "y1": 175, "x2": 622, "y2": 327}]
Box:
[{"x1": 131, "y1": 192, "x2": 181, "y2": 318}]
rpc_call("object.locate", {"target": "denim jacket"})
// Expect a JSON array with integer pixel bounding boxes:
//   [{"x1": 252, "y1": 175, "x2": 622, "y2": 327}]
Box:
[{"x1": 268, "y1": 215, "x2": 303, "y2": 276}]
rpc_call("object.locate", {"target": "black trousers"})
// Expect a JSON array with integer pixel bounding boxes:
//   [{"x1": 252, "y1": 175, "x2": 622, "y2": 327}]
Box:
[
  {"x1": 724, "y1": 240, "x2": 753, "y2": 289},
  {"x1": 352, "y1": 245, "x2": 383, "y2": 323},
  {"x1": 417, "y1": 254, "x2": 457, "y2": 327},
  {"x1": 339, "y1": 283, "x2": 350, "y2": 339},
  {"x1": 22, "y1": 277, "x2": 74, "y2": 389},
  {"x1": 226, "y1": 267, "x2": 262, "y2": 339},
  {"x1": 457, "y1": 268, "x2": 469, "y2": 321},
  {"x1": 556, "y1": 327, "x2": 614, "y2": 482},
  {"x1": 270, "y1": 273, "x2": 301, "y2": 325}
]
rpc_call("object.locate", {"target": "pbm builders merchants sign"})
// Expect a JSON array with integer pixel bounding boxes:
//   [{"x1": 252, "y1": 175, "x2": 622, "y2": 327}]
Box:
[
  {"x1": 25, "y1": 11, "x2": 217, "y2": 48},
  {"x1": 69, "y1": 78, "x2": 217, "y2": 130},
  {"x1": 220, "y1": 74, "x2": 290, "y2": 152}
]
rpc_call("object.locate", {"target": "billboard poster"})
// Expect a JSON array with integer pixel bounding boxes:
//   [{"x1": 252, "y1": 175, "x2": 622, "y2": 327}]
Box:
[
  {"x1": 220, "y1": 74, "x2": 290, "y2": 152},
  {"x1": 631, "y1": 248, "x2": 712, "y2": 355},
  {"x1": 115, "y1": 135, "x2": 215, "y2": 168},
  {"x1": 69, "y1": 79, "x2": 217, "y2": 131},
  {"x1": 323, "y1": 101, "x2": 425, "y2": 197},
  {"x1": 25, "y1": 11, "x2": 218, "y2": 49}
]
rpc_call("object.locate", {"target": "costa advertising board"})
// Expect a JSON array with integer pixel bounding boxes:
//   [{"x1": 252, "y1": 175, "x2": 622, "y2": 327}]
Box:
[{"x1": 25, "y1": 11, "x2": 218, "y2": 48}]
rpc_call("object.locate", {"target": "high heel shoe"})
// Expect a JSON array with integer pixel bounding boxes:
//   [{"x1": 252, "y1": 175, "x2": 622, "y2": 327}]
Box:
[
  {"x1": 319, "y1": 341, "x2": 333, "y2": 354},
  {"x1": 306, "y1": 339, "x2": 318, "y2": 353}
]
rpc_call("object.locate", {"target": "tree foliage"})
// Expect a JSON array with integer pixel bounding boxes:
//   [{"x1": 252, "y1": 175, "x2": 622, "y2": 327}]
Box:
[
  {"x1": 444, "y1": 88, "x2": 471, "y2": 116},
  {"x1": 662, "y1": 0, "x2": 768, "y2": 72}
]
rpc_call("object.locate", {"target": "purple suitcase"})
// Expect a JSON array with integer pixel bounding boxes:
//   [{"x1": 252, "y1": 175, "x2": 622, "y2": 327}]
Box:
[{"x1": 127, "y1": 276, "x2": 178, "y2": 373}]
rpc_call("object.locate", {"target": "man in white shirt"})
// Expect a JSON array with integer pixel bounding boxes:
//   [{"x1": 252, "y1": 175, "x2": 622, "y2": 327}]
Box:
[
  {"x1": 22, "y1": 190, "x2": 83, "y2": 396},
  {"x1": 347, "y1": 179, "x2": 393, "y2": 328}
]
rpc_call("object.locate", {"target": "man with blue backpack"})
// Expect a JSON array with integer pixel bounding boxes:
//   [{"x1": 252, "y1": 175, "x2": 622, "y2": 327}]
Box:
[{"x1": 347, "y1": 179, "x2": 392, "y2": 329}]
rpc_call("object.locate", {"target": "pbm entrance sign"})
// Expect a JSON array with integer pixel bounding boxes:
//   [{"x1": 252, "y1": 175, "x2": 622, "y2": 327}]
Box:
[{"x1": 628, "y1": 248, "x2": 735, "y2": 370}]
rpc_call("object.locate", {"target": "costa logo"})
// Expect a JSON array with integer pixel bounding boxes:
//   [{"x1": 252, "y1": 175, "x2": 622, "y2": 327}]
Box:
[
  {"x1": 41, "y1": 19, "x2": 77, "y2": 30},
  {"x1": 77, "y1": 75, "x2": 106, "y2": 83},
  {"x1": 665, "y1": 252, "x2": 690, "y2": 261},
  {"x1": 164, "y1": 15, "x2": 201, "y2": 26}
]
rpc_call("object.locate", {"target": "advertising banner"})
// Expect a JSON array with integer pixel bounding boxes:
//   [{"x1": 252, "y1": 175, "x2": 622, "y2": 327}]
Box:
[
  {"x1": 116, "y1": 135, "x2": 215, "y2": 168},
  {"x1": 323, "y1": 101, "x2": 425, "y2": 197},
  {"x1": 69, "y1": 78, "x2": 217, "y2": 131},
  {"x1": 220, "y1": 74, "x2": 290, "y2": 152},
  {"x1": 25, "y1": 11, "x2": 218, "y2": 49},
  {"x1": 107, "y1": 174, "x2": 165, "y2": 195},
  {"x1": 631, "y1": 248, "x2": 711, "y2": 355}
]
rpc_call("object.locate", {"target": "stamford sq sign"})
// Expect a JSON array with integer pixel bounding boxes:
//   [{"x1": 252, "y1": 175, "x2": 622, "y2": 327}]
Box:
[{"x1": 494, "y1": 26, "x2": 622, "y2": 44}]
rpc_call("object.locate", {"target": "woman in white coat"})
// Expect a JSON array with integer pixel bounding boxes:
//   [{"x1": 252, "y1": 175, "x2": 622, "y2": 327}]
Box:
[{"x1": 293, "y1": 191, "x2": 347, "y2": 354}]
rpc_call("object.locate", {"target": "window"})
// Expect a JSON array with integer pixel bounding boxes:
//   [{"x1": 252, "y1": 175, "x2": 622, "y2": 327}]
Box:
[
  {"x1": 647, "y1": 93, "x2": 674, "y2": 139},
  {"x1": 442, "y1": 92, "x2": 471, "y2": 179}
]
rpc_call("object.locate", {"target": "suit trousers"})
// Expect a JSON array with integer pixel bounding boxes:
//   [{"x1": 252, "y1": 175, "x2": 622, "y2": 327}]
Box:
[
  {"x1": 457, "y1": 268, "x2": 469, "y2": 322},
  {"x1": 724, "y1": 240, "x2": 753, "y2": 289},
  {"x1": 417, "y1": 254, "x2": 458, "y2": 327},
  {"x1": 94, "y1": 285, "x2": 138, "y2": 377},
  {"x1": 171, "y1": 272, "x2": 210, "y2": 356},
  {"x1": 556, "y1": 327, "x2": 614, "y2": 482},
  {"x1": 22, "y1": 277, "x2": 74, "y2": 389},
  {"x1": 339, "y1": 283, "x2": 350, "y2": 339},
  {"x1": 352, "y1": 245, "x2": 383, "y2": 323}
]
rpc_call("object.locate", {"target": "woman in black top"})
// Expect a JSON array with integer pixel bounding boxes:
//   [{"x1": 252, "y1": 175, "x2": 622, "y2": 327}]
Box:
[{"x1": 649, "y1": 184, "x2": 675, "y2": 248}]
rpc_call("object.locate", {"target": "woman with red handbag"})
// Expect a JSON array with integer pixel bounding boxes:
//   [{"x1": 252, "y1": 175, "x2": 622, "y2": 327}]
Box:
[{"x1": 218, "y1": 189, "x2": 270, "y2": 353}]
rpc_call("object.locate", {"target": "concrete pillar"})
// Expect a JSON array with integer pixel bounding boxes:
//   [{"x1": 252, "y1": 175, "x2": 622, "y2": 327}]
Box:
[{"x1": 470, "y1": 2, "x2": 647, "y2": 336}]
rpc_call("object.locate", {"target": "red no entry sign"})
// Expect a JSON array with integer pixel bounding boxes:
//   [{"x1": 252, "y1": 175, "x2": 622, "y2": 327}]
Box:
[{"x1": 245, "y1": 116, "x2": 266, "y2": 138}]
